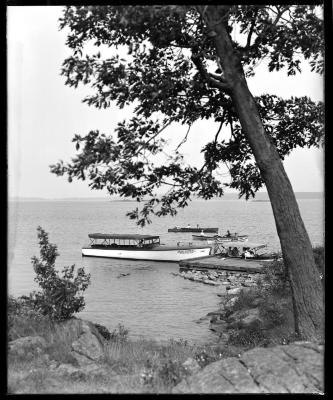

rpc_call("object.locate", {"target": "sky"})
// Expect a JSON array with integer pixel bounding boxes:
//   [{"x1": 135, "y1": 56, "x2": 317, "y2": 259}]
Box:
[{"x1": 7, "y1": 6, "x2": 324, "y2": 199}]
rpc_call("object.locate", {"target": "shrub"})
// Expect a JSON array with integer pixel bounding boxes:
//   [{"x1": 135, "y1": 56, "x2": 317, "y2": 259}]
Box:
[
  {"x1": 228, "y1": 321, "x2": 268, "y2": 348},
  {"x1": 260, "y1": 258, "x2": 289, "y2": 295},
  {"x1": 194, "y1": 349, "x2": 215, "y2": 367},
  {"x1": 30, "y1": 226, "x2": 91, "y2": 321},
  {"x1": 259, "y1": 299, "x2": 287, "y2": 329},
  {"x1": 7, "y1": 295, "x2": 50, "y2": 341},
  {"x1": 109, "y1": 324, "x2": 129, "y2": 343},
  {"x1": 230, "y1": 288, "x2": 263, "y2": 312},
  {"x1": 156, "y1": 358, "x2": 187, "y2": 386}
]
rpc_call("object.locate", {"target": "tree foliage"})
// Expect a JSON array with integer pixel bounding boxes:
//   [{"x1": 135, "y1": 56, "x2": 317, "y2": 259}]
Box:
[
  {"x1": 30, "y1": 226, "x2": 91, "y2": 320},
  {"x1": 51, "y1": 5, "x2": 324, "y2": 226}
]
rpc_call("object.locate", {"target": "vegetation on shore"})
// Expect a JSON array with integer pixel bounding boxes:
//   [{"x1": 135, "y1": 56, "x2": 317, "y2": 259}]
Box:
[{"x1": 217, "y1": 246, "x2": 324, "y2": 349}]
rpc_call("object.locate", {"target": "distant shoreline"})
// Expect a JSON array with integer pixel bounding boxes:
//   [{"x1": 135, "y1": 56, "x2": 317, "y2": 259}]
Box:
[{"x1": 9, "y1": 192, "x2": 323, "y2": 202}]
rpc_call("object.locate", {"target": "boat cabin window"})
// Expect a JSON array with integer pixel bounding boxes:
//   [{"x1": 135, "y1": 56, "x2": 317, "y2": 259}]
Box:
[{"x1": 89, "y1": 235, "x2": 160, "y2": 248}]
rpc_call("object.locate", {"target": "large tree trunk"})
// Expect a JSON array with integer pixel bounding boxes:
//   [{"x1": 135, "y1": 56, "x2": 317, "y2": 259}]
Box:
[{"x1": 204, "y1": 6, "x2": 323, "y2": 340}]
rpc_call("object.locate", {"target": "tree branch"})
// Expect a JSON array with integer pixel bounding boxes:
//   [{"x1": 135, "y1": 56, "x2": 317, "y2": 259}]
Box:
[
  {"x1": 191, "y1": 54, "x2": 231, "y2": 93},
  {"x1": 135, "y1": 119, "x2": 173, "y2": 156},
  {"x1": 214, "y1": 113, "x2": 225, "y2": 144},
  {"x1": 175, "y1": 124, "x2": 191, "y2": 151},
  {"x1": 246, "y1": 9, "x2": 258, "y2": 48},
  {"x1": 241, "y1": 6, "x2": 289, "y2": 53}
]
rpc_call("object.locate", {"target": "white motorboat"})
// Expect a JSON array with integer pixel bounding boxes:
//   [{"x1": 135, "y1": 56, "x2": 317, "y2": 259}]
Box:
[
  {"x1": 211, "y1": 240, "x2": 275, "y2": 260},
  {"x1": 82, "y1": 233, "x2": 212, "y2": 262}
]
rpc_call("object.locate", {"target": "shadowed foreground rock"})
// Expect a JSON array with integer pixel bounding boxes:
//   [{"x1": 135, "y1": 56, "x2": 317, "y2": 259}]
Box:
[{"x1": 172, "y1": 342, "x2": 323, "y2": 393}]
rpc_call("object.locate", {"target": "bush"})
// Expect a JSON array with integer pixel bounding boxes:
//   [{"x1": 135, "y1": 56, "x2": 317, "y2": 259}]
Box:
[
  {"x1": 260, "y1": 258, "x2": 289, "y2": 295},
  {"x1": 228, "y1": 321, "x2": 268, "y2": 348},
  {"x1": 259, "y1": 299, "x2": 287, "y2": 329},
  {"x1": 230, "y1": 288, "x2": 263, "y2": 312},
  {"x1": 109, "y1": 324, "x2": 129, "y2": 343},
  {"x1": 30, "y1": 226, "x2": 91, "y2": 321},
  {"x1": 156, "y1": 358, "x2": 187, "y2": 386}
]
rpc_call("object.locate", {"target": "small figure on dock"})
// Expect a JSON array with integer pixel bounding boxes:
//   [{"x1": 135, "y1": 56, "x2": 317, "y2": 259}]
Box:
[
  {"x1": 231, "y1": 247, "x2": 240, "y2": 257},
  {"x1": 187, "y1": 223, "x2": 191, "y2": 228},
  {"x1": 244, "y1": 249, "x2": 255, "y2": 259},
  {"x1": 200, "y1": 230, "x2": 205, "y2": 236},
  {"x1": 226, "y1": 230, "x2": 231, "y2": 237},
  {"x1": 197, "y1": 224, "x2": 199, "y2": 228}
]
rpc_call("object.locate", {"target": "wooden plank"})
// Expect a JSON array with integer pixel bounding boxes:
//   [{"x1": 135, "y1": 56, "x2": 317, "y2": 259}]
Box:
[{"x1": 179, "y1": 256, "x2": 265, "y2": 273}]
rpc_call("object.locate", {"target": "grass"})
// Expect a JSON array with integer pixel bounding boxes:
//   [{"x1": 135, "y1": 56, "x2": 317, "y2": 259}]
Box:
[
  {"x1": 8, "y1": 334, "x2": 237, "y2": 393},
  {"x1": 8, "y1": 303, "x2": 238, "y2": 394}
]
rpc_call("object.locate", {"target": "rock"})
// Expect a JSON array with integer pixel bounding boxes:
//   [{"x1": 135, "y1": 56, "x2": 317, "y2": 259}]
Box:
[
  {"x1": 225, "y1": 297, "x2": 238, "y2": 308},
  {"x1": 227, "y1": 287, "x2": 242, "y2": 295},
  {"x1": 71, "y1": 322, "x2": 105, "y2": 365},
  {"x1": 210, "y1": 321, "x2": 227, "y2": 334},
  {"x1": 57, "y1": 363, "x2": 81, "y2": 377},
  {"x1": 219, "y1": 333, "x2": 230, "y2": 342},
  {"x1": 49, "y1": 361, "x2": 59, "y2": 370},
  {"x1": 172, "y1": 342, "x2": 323, "y2": 393},
  {"x1": 94, "y1": 323, "x2": 112, "y2": 341},
  {"x1": 251, "y1": 297, "x2": 262, "y2": 307},
  {"x1": 239, "y1": 308, "x2": 262, "y2": 328},
  {"x1": 203, "y1": 279, "x2": 220, "y2": 286},
  {"x1": 207, "y1": 311, "x2": 223, "y2": 317},
  {"x1": 9, "y1": 336, "x2": 47, "y2": 356},
  {"x1": 56, "y1": 362, "x2": 107, "y2": 380},
  {"x1": 227, "y1": 308, "x2": 262, "y2": 329},
  {"x1": 117, "y1": 273, "x2": 130, "y2": 278},
  {"x1": 182, "y1": 358, "x2": 201, "y2": 375}
]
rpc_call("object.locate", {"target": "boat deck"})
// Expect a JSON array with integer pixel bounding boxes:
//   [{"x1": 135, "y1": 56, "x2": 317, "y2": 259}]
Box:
[{"x1": 179, "y1": 255, "x2": 266, "y2": 273}]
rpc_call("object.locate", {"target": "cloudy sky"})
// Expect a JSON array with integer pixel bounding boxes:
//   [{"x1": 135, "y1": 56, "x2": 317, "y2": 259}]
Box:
[{"x1": 7, "y1": 6, "x2": 324, "y2": 199}]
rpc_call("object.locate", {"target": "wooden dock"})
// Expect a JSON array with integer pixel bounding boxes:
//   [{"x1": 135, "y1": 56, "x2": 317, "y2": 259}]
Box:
[{"x1": 179, "y1": 255, "x2": 265, "y2": 273}]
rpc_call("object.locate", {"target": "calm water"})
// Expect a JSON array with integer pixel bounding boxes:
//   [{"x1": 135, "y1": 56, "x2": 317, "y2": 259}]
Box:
[{"x1": 8, "y1": 198, "x2": 324, "y2": 344}]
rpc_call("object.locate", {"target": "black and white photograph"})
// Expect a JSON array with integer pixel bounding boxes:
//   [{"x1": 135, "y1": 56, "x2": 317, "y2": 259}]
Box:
[{"x1": 7, "y1": 4, "x2": 325, "y2": 394}]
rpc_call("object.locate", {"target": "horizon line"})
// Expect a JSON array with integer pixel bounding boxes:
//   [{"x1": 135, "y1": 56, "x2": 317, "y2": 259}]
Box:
[{"x1": 9, "y1": 191, "x2": 324, "y2": 201}]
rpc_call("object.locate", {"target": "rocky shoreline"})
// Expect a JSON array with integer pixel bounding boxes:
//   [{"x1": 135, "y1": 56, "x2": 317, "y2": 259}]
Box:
[{"x1": 173, "y1": 267, "x2": 279, "y2": 344}]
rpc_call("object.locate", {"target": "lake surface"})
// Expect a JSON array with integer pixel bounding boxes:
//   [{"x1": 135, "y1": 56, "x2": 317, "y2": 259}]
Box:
[{"x1": 8, "y1": 198, "x2": 324, "y2": 344}]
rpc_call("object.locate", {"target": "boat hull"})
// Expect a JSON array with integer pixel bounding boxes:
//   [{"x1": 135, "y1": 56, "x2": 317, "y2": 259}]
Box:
[
  {"x1": 168, "y1": 227, "x2": 218, "y2": 233},
  {"x1": 193, "y1": 235, "x2": 248, "y2": 242},
  {"x1": 82, "y1": 246, "x2": 212, "y2": 262}
]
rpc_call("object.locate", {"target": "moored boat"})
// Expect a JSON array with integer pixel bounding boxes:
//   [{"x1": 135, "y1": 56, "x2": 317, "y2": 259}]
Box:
[
  {"x1": 168, "y1": 226, "x2": 218, "y2": 233},
  {"x1": 82, "y1": 233, "x2": 212, "y2": 262},
  {"x1": 192, "y1": 233, "x2": 248, "y2": 242},
  {"x1": 212, "y1": 240, "x2": 276, "y2": 260}
]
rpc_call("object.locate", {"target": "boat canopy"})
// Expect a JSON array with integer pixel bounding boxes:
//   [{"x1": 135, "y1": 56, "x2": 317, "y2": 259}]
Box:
[{"x1": 88, "y1": 233, "x2": 160, "y2": 240}]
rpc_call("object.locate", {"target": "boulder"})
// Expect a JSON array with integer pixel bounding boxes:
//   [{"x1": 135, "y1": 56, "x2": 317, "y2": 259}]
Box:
[
  {"x1": 203, "y1": 279, "x2": 220, "y2": 286},
  {"x1": 226, "y1": 308, "x2": 262, "y2": 330},
  {"x1": 9, "y1": 336, "x2": 47, "y2": 356},
  {"x1": 225, "y1": 297, "x2": 238, "y2": 308},
  {"x1": 71, "y1": 321, "x2": 105, "y2": 365},
  {"x1": 227, "y1": 287, "x2": 242, "y2": 295},
  {"x1": 210, "y1": 321, "x2": 227, "y2": 334},
  {"x1": 172, "y1": 342, "x2": 323, "y2": 393},
  {"x1": 56, "y1": 362, "x2": 109, "y2": 380}
]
